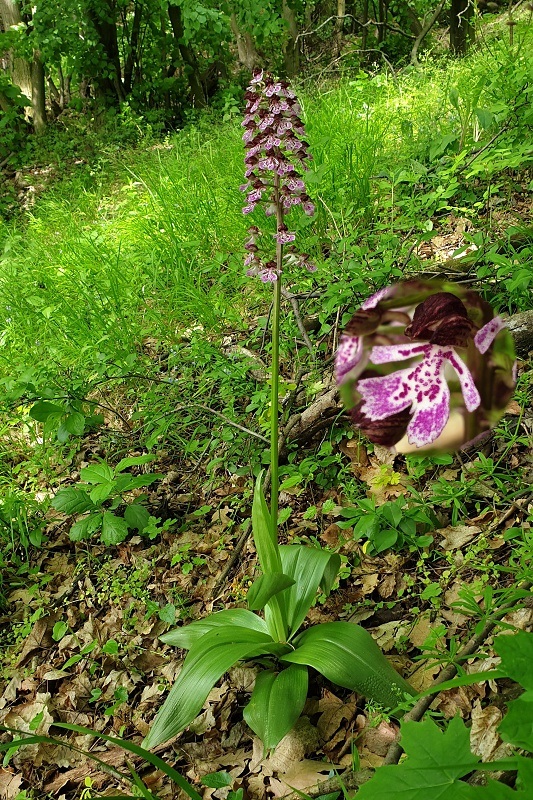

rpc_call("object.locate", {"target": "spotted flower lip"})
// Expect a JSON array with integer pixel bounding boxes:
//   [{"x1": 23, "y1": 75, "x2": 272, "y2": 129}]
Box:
[
  {"x1": 359, "y1": 343, "x2": 480, "y2": 447},
  {"x1": 335, "y1": 280, "x2": 516, "y2": 451}
]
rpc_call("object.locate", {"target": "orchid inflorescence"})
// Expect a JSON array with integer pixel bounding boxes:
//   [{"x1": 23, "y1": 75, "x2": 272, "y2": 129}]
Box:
[
  {"x1": 241, "y1": 69, "x2": 316, "y2": 282},
  {"x1": 336, "y1": 281, "x2": 516, "y2": 452}
]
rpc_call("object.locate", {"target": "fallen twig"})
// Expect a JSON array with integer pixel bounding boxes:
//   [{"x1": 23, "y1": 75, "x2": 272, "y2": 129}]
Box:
[{"x1": 281, "y1": 287, "x2": 315, "y2": 354}]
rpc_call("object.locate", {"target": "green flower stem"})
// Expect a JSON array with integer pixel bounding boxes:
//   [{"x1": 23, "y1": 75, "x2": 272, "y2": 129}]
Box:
[{"x1": 270, "y1": 174, "x2": 284, "y2": 536}]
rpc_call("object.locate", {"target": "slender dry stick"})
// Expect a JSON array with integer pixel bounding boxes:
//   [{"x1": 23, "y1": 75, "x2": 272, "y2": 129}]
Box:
[{"x1": 281, "y1": 286, "x2": 314, "y2": 353}]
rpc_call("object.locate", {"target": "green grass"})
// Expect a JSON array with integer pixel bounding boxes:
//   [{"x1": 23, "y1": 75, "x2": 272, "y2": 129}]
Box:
[{"x1": 0, "y1": 25, "x2": 530, "y2": 468}]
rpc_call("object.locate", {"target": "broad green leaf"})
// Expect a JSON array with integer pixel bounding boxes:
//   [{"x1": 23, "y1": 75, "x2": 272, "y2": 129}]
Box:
[
  {"x1": 64, "y1": 412, "x2": 85, "y2": 435},
  {"x1": 113, "y1": 474, "x2": 163, "y2": 492},
  {"x1": 101, "y1": 512, "x2": 129, "y2": 545},
  {"x1": 200, "y1": 771, "x2": 233, "y2": 788},
  {"x1": 89, "y1": 481, "x2": 115, "y2": 504},
  {"x1": 456, "y1": 780, "x2": 527, "y2": 799},
  {"x1": 278, "y1": 546, "x2": 341, "y2": 638},
  {"x1": 52, "y1": 487, "x2": 95, "y2": 515},
  {"x1": 161, "y1": 609, "x2": 270, "y2": 650},
  {"x1": 494, "y1": 630, "x2": 533, "y2": 690},
  {"x1": 356, "y1": 717, "x2": 480, "y2": 800},
  {"x1": 474, "y1": 108, "x2": 494, "y2": 130},
  {"x1": 243, "y1": 665, "x2": 308, "y2": 751},
  {"x1": 115, "y1": 454, "x2": 156, "y2": 472},
  {"x1": 499, "y1": 691, "x2": 533, "y2": 751},
  {"x1": 281, "y1": 621, "x2": 415, "y2": 709},
  {"x1": 247, "y1": 573, "x2": 295, "y2": 612},
  {"x1": 29, "y1": 400, "x2": 63, "y2": 422},
  {"x1": 143, "y1": 627, "x2": 276, "y2": 748},
  {"x1": 80, "y1": 462, "x2": 115, "y2": 484},
  {"x1": 124, "y1": 503, "x2": 151, "y2": 532},
  {"x1": 69, "y1": 513, "x2": 103, "y2": 541}
]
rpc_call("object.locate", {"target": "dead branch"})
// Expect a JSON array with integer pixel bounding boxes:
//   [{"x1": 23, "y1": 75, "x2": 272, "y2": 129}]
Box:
[
  {"x1": 281, "y1": 287, "x2": 315, "y2": 354},
  {"x1": 410, "y1": 0, "x2": 446, "y2": 65}
]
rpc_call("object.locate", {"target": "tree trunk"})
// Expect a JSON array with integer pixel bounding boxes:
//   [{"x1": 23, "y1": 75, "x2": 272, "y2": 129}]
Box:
[
  {"x1": 334, "y1": 0, "x2": 345, "y2": 58},
  {"x1": 450, "y1": 0, "x2": 474, "y2": 55},
  {"x1": 0, "y1": 0, "x2": 32, "y2": 101},
  {"x1": 361, "y1": 0, "x2": 369, "y2": 56},
  {"x1": 229, "y1": 12, "x2": 260, "y2": 71},
  {"x1": 123, "y1": 0, "x2": 143, "y2": 94},
  {"x1": 282, "y1": 0, "x2": 300, "y2": 77},
  {"x1": 31, "y1": 49, "x2": 46, "y2": 132},
  {"x1": 167, "y1": 1, "x2": 206, "y2": 107},
  {"x1": 86, "y1": 0, "x2": 125, "y2": 105},
  {"x1": 377, "y1": 0, "x2": 385, "y2": 45}
]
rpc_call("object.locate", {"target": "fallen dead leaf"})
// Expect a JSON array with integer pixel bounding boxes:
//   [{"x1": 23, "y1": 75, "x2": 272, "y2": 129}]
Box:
[
  {"x1": 269, "y1": 759, "x2": 334, "y2": 796},
  {"x1": 439, "y1": 525, "x2": 481, "y2": 550},
  {"x1": 470, "y1": 701, "x2": 511, "y2": 762},
  {"x1": 317, "y1": 690, "x2": 356, "y2": 743},
  {"x1": 370, "y1": 621, "x2": 410, "y2": 652},
  {"x1": 0, "y1": 769, "x2": 22, "y2": 800}
]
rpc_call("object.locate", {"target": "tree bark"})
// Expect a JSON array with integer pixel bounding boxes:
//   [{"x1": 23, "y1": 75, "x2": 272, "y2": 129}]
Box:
[
  {"x1": 31, "y1": 48, "x2": 46, "y2": 132},
  {"x1": 334, "y1": 0, "x2": 345, "y2": 58},
  {"x1": 229, "y1": 11, "x2": 260, "y2": 71},
  {"x1": 450, "y1": 0, "x2": 474, "y2": 55},
  {"x1": 282, "y1": 0, "x2": 300, "y2": 77},
  {"x1": 86, "y1": 0, "x2": 125, "y2": 105},
  {"x1": 123, "y1": 0, "x2": 143, "y2": 94},
  {"x1": 167, "y1": 1, "x2": 206, "y2": 108},
  {"x1": 361, "y1": 0, "x2": 369, "y2": 57},
  {"x1": 0, "y1": 0, "x2": 32, "y2": 101}
]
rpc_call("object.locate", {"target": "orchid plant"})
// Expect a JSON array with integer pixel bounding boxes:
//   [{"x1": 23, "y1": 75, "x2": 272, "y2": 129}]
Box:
[
  {"x1": 336, "y1": 282, "x2": 516, "y2": 452},
  {"x1": 144, "y1": 72, "x2": 415, "y2": 754}
]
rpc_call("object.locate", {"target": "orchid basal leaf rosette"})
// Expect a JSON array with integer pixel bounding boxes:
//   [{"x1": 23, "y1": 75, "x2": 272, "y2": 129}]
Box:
[{"x1": 336, "y1": 281, "x2": 516, "y2": 453}]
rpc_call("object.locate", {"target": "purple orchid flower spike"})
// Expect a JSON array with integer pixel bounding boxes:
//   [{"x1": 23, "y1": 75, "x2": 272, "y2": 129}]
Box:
[
  {"x1": 241, "y1": 69, "x2": 316, "y2": 280},
  {"x1": 335, "y1": 281, "x2": 516, "y2": 452}
]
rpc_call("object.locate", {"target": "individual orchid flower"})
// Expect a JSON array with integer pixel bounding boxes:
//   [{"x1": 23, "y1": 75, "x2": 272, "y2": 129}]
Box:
[{"x1": 335, "y1": 281, "x2": 516, "y2": 452}]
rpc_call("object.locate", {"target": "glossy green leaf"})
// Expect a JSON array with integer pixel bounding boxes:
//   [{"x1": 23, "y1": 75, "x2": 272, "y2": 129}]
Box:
[
  {"x1": 278, "y1": 545, "x2": 341, "y2": 638},
  {"x1": 160, "y1": 609, "x2": 270, "y2": 650},
  {"x1": 52, "y1": 487, "x2": 95, "y2": 515},
  {"x1": 247, "y1": 572, "x2": 295, "y2": 611},
  {"x1": 356, "y1": 717, "x2": 480, "y2": 800},
  {"x1": 494, "y1": 630, "x2": 533, "y2": 690},
  {"x1": 281, "y1": 621, "x2": 415, "y2": 709},
  {"x1": 143, "y1": 626, "x2": 276, "y2": 749},
  {"x1": 114, "y1": 474, "x2": 163, "y2": 492},
  {"x1": 89, "y1": 481, "x2": 115, "y2": 504},
  {"x1": 499, "y1": 691, "x2": 533, "y2": 751},
  {"x1": 243, "y1": 665, "x2": 308, "y2": 751},
  {"x1": 101, "y1": 512, "x2": 129, "y2": 545},
  {"x1": 124, "y1": 503, "x2": 151, "y2": 532},
  {"x1": 81, "y1": 461, "x2": 115, "y2": 484},
  {"x1": 64, "y1": 412, "x2": 85, "y2": 435},
  {"x1": 115, "y1": 454, "x2": 156, "y2": 472},
  {"x1": 29, "y1": 400, "x2": 63, "y2": 422},
  {"x1": 69, "y1": 513, "x2": 102, "y2": 541}
]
